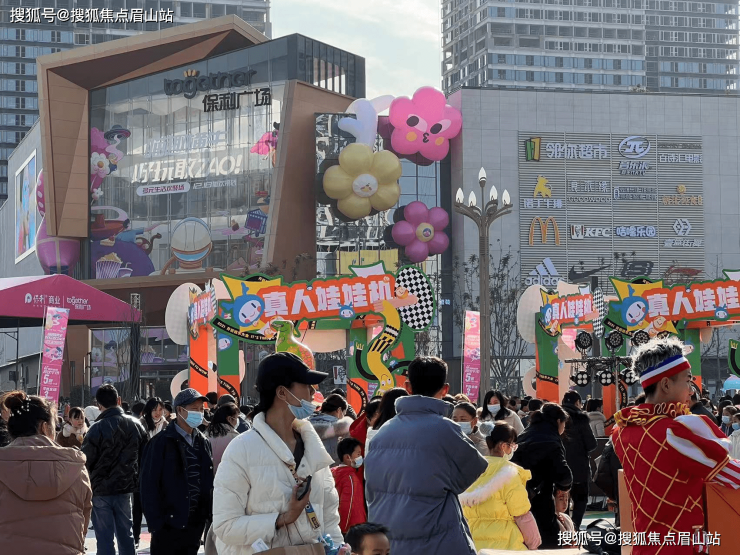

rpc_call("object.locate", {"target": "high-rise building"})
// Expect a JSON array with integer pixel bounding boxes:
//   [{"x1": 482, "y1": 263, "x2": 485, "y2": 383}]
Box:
[
  {"x1": 645, "y1": 1, "x2": 739, "y2": 93},
  {"x1": 0, "y1": 0, "x2": 272, "y2": 204},
  {"x1": 441, "y1": 0, "x2": 739, "y2": 96}
]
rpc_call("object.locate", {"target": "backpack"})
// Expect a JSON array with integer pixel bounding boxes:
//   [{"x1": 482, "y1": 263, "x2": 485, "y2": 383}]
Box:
[
  {"x1": 584, "y1": 518, "x2": 621, "y2": 555},
  {"x1": 592, "y1": 440, "x2": 617, "y2": 500}
]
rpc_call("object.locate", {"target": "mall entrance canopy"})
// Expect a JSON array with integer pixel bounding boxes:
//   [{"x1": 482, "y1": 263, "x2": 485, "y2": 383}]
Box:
[{"x1": 0, "y1": 275, "x2": 140, "y2": 328}]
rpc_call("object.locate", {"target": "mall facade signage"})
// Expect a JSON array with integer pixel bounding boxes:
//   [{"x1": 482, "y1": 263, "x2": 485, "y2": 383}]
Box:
[
  {"x1": 164, "y1": 68, "x2": 257, "y2": 99},
  {"x1": 518, "y1": 132, "x2": 704, "y2": 287}
]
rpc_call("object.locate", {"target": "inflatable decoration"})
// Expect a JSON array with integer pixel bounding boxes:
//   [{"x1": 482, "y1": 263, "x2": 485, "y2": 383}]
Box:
[
  {"x1": 388, "y1": 87, "x2": 462, "y2": 162},
  {"x1": 36, "y1": 170, "x2": 45, "y2": 216},
  {"x1": 390, "y1": 201, "x2": 449, "y2": 263},
  {"x1": 322, "y1": 143, "x2": 402, "y2": 220},
  {"x1": 35, "y1": 217, "x2": 81, "y2": 276},
  {"x1": 271, "y1": 320, "x2": 316, "y2": 370},
  {"x1": 338, "y1": 96, "x2": 395, "y2": 146}
]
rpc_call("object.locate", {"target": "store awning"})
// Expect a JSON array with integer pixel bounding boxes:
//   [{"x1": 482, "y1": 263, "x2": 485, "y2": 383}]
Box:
[{"x1": 0, "y1": 275, "x2": 140, "y2": 328}]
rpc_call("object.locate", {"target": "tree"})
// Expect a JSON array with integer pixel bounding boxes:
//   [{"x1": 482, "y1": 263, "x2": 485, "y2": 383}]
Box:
[{"x1": 452, "y1": 250, "x2": 529, "y2": 395}]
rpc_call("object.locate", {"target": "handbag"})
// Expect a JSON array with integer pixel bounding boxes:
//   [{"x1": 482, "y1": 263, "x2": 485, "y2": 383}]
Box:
[{"x1": 584, "y1": 518, "x2": 621, "y2": 555}]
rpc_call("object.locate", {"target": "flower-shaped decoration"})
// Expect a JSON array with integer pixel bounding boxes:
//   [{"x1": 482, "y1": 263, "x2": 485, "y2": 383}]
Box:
[
  {"x1": 391, "y1": 201, "x2": 449, "y2": 263},
  {"x1": 91, "y1": 152, "x2": 111, "y2": 180},
  {"x1": 323, "y1": 143, "x2": 402, "y2": 220},
  {"x1": 389, "y1": 87, "x2": 462, "y2": 162}
]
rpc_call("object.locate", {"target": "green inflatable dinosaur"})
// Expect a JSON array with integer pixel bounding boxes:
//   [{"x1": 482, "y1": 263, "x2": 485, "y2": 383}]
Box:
[{"x1": 270, "y1": 320, "x2": 316, "y2": 370}]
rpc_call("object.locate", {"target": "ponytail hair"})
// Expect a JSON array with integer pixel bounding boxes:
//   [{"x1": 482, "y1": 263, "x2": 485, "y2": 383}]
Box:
[
  {"x1": 320, "y1": 394, "x2": 347, "y2": 415},
  {"x1": 529, "y1": 402, "x2": 569, "y2": 429},
  {"x1": 4, "y1": 391, "x2": 54, "y2": 439},
  {"x1": 486, "y1": 421, "x2": 517, "y2": 451}
]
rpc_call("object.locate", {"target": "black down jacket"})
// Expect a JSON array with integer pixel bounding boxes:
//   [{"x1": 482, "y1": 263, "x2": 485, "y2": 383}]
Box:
[
  {"x1": 139, "y1": 421, "x2": 214, "y2": 532},
  {"x1": 561, "y1": 402, "x2": 598, "y2": 483},
  {"x1": 81, "y1": 406, "x2": 148, "y2": 496},
  {"x1": 511, "y1": 419, "x2": 573, "y2": 550}
]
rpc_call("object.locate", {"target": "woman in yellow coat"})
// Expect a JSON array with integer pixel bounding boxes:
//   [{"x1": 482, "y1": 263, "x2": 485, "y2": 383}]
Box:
[{"x1": 460, "y1": 421, "x2": 541, "y2": 551}]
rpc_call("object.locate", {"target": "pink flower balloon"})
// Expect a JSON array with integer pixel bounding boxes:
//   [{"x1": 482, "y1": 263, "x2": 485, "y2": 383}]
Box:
[
  {"x1": 391, "y1": 201, "x2": 450, "y2": 263},
  {"x1": 389, "y1": 87, "x2": 462, "y2": 161}
]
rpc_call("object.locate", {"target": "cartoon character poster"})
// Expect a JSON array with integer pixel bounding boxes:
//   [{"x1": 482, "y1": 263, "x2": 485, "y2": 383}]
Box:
[{"x1": 15, "y1": 151, "x2": 37, "y2": 262}]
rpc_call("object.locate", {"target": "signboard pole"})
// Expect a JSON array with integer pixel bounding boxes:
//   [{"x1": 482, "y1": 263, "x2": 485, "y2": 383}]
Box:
[{"x1": 35, "y1": 305, "x2": 45, "y2": 395}]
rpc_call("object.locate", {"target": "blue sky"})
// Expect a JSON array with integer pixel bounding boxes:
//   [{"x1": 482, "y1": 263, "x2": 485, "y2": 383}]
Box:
[{"x1": 272, "y1": 0, "x2": 441, "y2": 99}]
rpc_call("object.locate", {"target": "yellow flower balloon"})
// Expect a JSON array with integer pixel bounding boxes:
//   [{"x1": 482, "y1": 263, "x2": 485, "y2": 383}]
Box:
[{"x1": 323, "y1": 143, "x2": 402, "y2": 220}]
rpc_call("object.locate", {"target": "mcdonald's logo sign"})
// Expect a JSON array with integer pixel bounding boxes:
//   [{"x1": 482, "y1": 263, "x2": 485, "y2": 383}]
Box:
[
  {"x1": 525, "y1": 137, "x2": 541, "y2": 161},
  {"x1": 529, "y1": 217, "x2": 561, "y2": 245}
]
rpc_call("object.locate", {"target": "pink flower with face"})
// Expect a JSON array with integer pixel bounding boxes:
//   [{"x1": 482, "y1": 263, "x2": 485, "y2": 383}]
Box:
[
  {"x1": 391, "y1": 201, "x2": 450, "y2": 263},
  {"x1": 389, "y1": 87, "x2": 462, "y2": 161}
]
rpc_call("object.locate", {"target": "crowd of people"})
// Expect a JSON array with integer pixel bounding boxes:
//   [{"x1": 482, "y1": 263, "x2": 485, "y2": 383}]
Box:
[{"x1": 1, "y1": 338, "x2": 740, "y2": 554}]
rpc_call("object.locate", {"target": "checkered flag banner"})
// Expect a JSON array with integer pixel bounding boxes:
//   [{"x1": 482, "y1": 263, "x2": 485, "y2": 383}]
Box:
[
  {"x1": 592, "y1": 288, "x2": 605, "y2": 337},
  {"x1": 395, "y1": 267, "x2": 435, "y2": 331}
]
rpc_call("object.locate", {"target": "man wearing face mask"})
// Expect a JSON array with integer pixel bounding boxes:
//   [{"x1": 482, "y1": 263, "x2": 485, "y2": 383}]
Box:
[{"x1": 140, "y1": 388, "x2": 214, "y2": 555}]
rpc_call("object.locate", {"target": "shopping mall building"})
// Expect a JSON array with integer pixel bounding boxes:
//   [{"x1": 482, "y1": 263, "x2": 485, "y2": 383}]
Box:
[
  {"x1": 448, "y1": 87, "x2": 733, "y2": 393},
  {"x1": 0, "y1": 15, "x2": 736, "y2": 398},
  {"x1": 0, "y1": 16, "x2": 370, "y2": 399}
]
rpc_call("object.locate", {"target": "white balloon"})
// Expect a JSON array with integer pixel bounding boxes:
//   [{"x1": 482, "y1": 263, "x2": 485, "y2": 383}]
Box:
[
  {"x1": 165, "y1": 282, "x2": 202, "y2": 346},
  {"x1": 338, "y1": 95, "x2": 395, "y2": 146},
  {"x1": 516, "y1": 284, "x2": 545, "y2": 344},
  {"x1": 522, "y1": 364, "x2": 537, "y2": 398},
  {"x1": 170, "y1": 368, "x2": 189, "y2": 399}
]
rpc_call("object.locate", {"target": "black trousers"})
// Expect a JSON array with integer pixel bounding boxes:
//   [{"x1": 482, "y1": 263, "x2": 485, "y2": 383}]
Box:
[
  {"x1": 570, "y1": 481, "x2": 589, "y2": 530},
  {"x1": 150, "y1": 521, "x2": 206, "y2": 555},
  {"x1": 132, "y1": 492, "x2": 142, "y2": 543}
]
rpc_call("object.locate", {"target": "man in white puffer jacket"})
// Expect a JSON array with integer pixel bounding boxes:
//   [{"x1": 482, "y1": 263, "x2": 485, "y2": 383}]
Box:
[{"x1": 212, "y1": 352, "x2": 343, "y2": 554}]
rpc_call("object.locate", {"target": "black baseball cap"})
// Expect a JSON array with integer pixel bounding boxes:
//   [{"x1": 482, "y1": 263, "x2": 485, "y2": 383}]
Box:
[{"x1": 256, "y1": 352, "x2": 327, "y2": 392}]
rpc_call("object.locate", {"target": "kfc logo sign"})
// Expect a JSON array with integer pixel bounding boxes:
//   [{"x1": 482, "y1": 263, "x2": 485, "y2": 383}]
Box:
[
  {"x1": 619, "y1": 136, "x2": 651, "y2": 159},
  {"x1": 571, "y1": 225, "x2": 611, "y2": 239}
]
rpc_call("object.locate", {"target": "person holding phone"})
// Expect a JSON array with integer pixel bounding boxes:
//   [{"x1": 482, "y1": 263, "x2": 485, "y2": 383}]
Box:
[{"x1": 212, "y1": 352, "x2": 344, "y2": 555}]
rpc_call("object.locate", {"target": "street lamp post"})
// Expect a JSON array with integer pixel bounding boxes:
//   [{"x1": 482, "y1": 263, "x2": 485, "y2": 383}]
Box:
[{"x1": 454, "y1": 167, "x2": 512, "y2": 405}]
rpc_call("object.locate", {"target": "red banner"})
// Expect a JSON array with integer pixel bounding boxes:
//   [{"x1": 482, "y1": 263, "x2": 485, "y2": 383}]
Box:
[
  {"x1": 462, "y1": 311, "x2": 481, "y2": 401},
  {"x1": 39, "y1": 306, "x2": 70, "y2": 404}
]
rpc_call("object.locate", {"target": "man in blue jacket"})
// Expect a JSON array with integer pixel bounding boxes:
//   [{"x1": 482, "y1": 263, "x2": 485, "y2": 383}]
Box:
[
  {"x1": 140, "y1": 388, "x2": 214, "y2": 555},
  {"x1": 364, "y1": 356, "x2": 488, "y2": 555}
]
